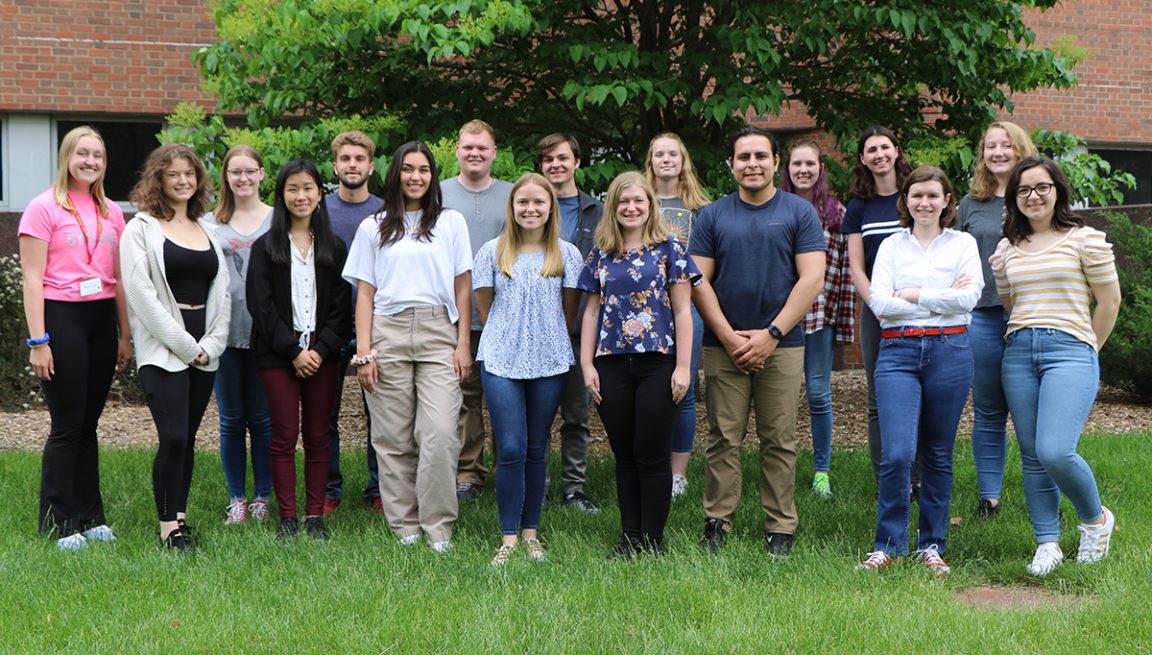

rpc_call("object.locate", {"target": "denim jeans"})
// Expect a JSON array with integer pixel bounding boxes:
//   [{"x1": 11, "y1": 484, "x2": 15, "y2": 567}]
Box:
[
  {"x1": 480, "y1": 367, "x2": 568, "y2": 536},
  {"x1": 804, "y1": 327, "x2": 835, "y2": 472},
  {"x1": 1002, "y1": 328, "x2": 1102, "y2": 543},
  {"x1": 215, "y1": 347, "x2": 273, "y2": 500},
  {"x1": 874, "y1": 330, "x2": 972, "y2": 555},
  {"x1": 968, "y1": 307, "x2": 1010, "y2": 501},
  {"x1": 671, "y1": 305, "x2": 704, "y2": 453},
  {"x1": 326, "y1": 338, "x2": 380, "y2": 501}
]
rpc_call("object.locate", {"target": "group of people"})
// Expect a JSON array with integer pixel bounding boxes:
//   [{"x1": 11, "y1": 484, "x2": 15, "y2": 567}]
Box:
[{"x1": 20, "y1": 119, "x2": 1119, "y2": 576}]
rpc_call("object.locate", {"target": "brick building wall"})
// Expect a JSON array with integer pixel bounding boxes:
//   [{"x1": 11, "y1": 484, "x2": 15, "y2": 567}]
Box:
[{"x1": 0, "y1": 2, "x2": 217, "y2": 114}]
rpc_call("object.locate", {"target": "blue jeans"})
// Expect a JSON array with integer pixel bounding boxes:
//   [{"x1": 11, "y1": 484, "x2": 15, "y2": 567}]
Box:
[
  {"x1": 481, "y1": 366, "x2": 568, "y2": 536},
  {"x1": 804, "y1": 327, "x2": 835, "y2": 472},
  {"x1": 1002, "y1": 328, "x2": 1102, "y2": 543},
  {"x1": 969, "y1": 307, "x2": 1010, "y2": 501},
  {"x1": 672, "y1": 305, "x2": 704, "y2": 453},
  {"x1": 874, "y1": 330, "x2": 973, "y2": 555},
  {"x1": 326, "y1": 338, "x2": 380, "y2": 501},
  {"x1": 215, "y1": 347, "x2": 272, "y2": 500}
]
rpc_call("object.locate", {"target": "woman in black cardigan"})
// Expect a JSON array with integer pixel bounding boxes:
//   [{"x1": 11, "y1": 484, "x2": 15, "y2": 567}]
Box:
[{"x1": 247, "y1": 160, "x2": 351, "y2": 540}]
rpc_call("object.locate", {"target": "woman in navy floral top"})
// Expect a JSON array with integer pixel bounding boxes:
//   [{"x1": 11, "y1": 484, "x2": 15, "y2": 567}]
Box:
[{"x1": 578, "y1": 171, "x2": 700, "y2": 557}]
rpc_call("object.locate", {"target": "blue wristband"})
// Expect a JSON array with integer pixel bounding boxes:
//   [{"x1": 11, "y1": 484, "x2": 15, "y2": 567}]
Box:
[{"x1": 26, "y1": 333, "x2": 50, "y2": 347}]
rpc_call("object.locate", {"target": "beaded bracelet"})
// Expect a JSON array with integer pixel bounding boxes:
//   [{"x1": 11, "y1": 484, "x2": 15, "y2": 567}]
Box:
[{"x1": 350, "y1": 350, "x2": 378, "y2": 368}]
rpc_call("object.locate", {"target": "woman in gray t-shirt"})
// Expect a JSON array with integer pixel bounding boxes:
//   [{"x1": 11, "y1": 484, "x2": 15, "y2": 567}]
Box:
[
  {"x1": 203, "y1": 145, "x2": 274, "y2": 526},
  {"x1": 957, "y1": 121, "x2": 1037, "y2": 519},
  {"x1": 473, "y1": 173, "x2": 582, "y2": 566}
]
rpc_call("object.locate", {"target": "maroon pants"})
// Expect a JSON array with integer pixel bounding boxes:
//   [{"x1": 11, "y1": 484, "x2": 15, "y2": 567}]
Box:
[{"x1": 261, "y1": 362, "x2": 339, "y2": 519}]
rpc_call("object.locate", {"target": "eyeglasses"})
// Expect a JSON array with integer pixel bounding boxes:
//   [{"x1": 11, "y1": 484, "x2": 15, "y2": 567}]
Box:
[
  {"x1": 1015, "y1": 183, "x2": 1054, "y2": 199},
  {"x1": 227, "y1": 168, "x2": 261, "y2": 178}
]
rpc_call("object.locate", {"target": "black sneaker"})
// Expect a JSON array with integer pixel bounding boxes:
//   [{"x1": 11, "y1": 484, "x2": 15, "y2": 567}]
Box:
[
  {"x1": 976, "y1": 499, "x2": 1000, "y2": 518},
  {"x1": 910, "y1": 482, "x2": 922, "y2": 503},
  {"x1": 305, "y1": 516, "x2": 330, "y2": 541},
  {"x1": 562, "y1": 490, "x2": 601, "y2": 514},
  {"x1": 161, "y1": 529, "x2": 194, "y2": 555},
  {"x1": 765, "y1": 532, "x2": 795, "y2": 558},
  {"x1": 699, "y1": 517, "x2": 726, "y2": 553},
  {"x1": 177, "y1": 519, "x2": 195, "y2": 546},
  {"x1": 607, "y1": 534, "x2": 639, "y2": 560},
  {"x1": 276, "y1": 517, "x2": 299, "y2": 541}
]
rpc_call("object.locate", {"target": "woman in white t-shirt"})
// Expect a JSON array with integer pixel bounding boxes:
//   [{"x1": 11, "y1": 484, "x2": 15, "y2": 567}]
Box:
[{"x1": 343, "y1": 141, "x2": 472, "y2": 553}]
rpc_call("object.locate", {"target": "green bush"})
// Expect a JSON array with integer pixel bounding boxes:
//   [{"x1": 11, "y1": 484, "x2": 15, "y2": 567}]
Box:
[{"x1": 1098, "y1": 211, "x2": 1152, "y2": 402}]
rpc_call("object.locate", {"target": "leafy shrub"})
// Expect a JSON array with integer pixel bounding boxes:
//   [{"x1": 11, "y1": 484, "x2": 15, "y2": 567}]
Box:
[{"x1": 1097, "y1": 211, "x2": 1152, "y2": 402}]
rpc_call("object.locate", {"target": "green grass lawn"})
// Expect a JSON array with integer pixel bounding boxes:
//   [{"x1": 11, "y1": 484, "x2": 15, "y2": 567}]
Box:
[{"x1": 1, "y1": 432, "x2": 1149, "y2": 654}]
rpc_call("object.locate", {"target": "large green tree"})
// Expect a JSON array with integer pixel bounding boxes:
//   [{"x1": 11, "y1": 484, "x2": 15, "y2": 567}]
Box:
[{"x1": 198, "y1": 0, "x2": 1075, "y2": 189}]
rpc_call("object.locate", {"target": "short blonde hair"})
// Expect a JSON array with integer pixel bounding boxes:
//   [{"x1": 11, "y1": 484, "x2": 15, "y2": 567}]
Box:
[
  {"x1": 459, "y1": 119, "x2": 496, "y2": 144},
  {"x1": 330, "y1": 130, "x2": 376, "y2": 158},
  {"x1": 594, "y1": 171, "x2": 668, "y2": 257}
]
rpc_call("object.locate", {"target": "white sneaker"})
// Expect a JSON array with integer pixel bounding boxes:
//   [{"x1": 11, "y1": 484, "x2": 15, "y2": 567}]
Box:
[
  {"x1": 57, "y1": 533, "x2": 88, "y2": 551},
  {"x1": 247, "y1": 499, "x2": 270, "y2": 522},
  {"x1": 671, "y1": 474, "x2": 688, "y2": 498},
  {"x1": 399, "y1": 533, "x2": 421, "y2": 546},
  {"x1": 1027, "y1": 542, "x2": 1065, "y2": 576},
  {"x1": 430, "y1": 540, "x2": 453, "y2": 554},
  {"x1": 81, "y1": 525, "x2": 116, "y2": 542},
  {"x1": 1076, "y1": 506, "x2": 1116, "y2": 564}
]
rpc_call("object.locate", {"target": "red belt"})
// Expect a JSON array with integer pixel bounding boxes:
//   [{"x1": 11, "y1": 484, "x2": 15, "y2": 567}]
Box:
[{"x1": 881, "y1": 325, "x2": 968, "y2": 339}]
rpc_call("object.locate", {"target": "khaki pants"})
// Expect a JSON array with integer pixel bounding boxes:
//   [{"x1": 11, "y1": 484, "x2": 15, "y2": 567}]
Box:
[
  {"x1": 365, "y1": 307, "x2": 463, "y2": 543},
  {"x1": 702, "y1": 345, "x2": 805, "y2": 534},
  {"x1": 456, "y1": 330, "x2": 490, "y2": 486}
]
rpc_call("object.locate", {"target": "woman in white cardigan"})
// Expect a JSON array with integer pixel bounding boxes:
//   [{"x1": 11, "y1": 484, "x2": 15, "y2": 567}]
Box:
[{"x1": 121, "y1": 144, "x2": 230, "y2": 553}]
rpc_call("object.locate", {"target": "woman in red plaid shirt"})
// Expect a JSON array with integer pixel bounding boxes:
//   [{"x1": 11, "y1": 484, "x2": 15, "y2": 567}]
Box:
[{"x1": 781, "y1": 141, "x2": 855, "y2": 498}]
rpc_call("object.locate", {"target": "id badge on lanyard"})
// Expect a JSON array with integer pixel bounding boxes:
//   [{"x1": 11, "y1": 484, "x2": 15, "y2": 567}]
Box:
[{"x1": 66, "y1": 195, "x2": 105, "y2": 296}]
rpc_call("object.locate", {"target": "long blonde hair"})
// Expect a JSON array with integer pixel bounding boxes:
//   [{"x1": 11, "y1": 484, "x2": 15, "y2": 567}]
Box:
[
  {"x1": 643, "y1": 132, "x2": 711, "y2": 210},
  {"x1": 969, "y1": 121, "x2": 1038, "y2": 201},
  {"x1": 595, "y1": 171, "x2": 668, "y2": 257},
  {"x1": 53, "y1": 126, "x2": 110, "y2": 215},
  {"x1": 496, "y1": 173, "x2": 565, "y2": 278}
]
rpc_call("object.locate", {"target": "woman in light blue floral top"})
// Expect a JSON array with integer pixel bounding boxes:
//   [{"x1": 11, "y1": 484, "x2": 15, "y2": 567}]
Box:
[
  {"x1": 473, "y1": 173, "x2": 582, "y2": 566},
  {"x1": 578, "y1": 171, "x2": 700, "y2": 558}
]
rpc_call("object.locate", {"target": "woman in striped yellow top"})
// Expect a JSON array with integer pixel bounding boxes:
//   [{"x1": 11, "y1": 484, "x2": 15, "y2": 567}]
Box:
[{"x1": 990, "y1": 156, "x2": 1121, "y2": 577}]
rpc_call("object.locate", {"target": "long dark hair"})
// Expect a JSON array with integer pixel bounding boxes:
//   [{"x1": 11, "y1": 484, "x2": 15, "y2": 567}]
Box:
[
  {"x1": 377, "y1": 141, "x2": 444, "y2": 247},
  {"x1": 780, "y1": 140, "x2": 843, "y2": 233},
  {"x1": 1003, "y1": 156, "x2": 1082, "y2": 245},
  {"x1": 849, "y1": 126, "x2": 913, "y2": 201},
  {"x1": 267, "y1": 160, "x2": 341, "y2": 268}
]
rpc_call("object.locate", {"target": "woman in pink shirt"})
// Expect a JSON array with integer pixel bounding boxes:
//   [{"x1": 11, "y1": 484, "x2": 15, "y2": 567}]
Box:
[{"x1": 19, "y1": 126, "x2": 132, "y2": 551}]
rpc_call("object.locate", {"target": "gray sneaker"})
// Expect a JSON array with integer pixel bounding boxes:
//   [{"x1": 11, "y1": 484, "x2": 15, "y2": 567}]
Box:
[
  {"x1": 456, "y1": 482, "x2": 480, "y2": 503},
  {"x1": 562, "y1": 490, "x2": 600, "y2": 514}
]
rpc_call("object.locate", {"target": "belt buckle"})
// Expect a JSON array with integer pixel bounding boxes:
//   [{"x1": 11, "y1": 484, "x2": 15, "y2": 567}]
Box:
[{"x1": 906, "y1": 327, "x2": 926, "y2": 338}]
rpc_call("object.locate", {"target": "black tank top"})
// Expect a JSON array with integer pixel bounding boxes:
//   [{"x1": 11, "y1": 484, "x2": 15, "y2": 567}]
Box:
[{"x1": 164, "y1": 239, "x2": 218, "y2": 306}]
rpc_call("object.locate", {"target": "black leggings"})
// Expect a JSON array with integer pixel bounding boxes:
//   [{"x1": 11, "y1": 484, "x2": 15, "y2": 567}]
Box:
[
  {"x1": 39, "y1": 299, "x2": 118, "y2": 536},
  {"x1": 139, "y1": 308, "x2": 215, "y2": 522},
  {"x1": 594, "y1": 353, "x2": 679, "y2": 546}
]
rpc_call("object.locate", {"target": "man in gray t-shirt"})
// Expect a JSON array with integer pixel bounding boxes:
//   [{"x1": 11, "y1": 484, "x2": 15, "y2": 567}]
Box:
[{"x1": 440, "y1": 120, "x2": 513, "y2": 501}]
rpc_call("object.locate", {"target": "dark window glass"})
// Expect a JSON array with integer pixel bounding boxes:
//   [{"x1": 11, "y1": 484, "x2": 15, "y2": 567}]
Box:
[
  {"x1": 57, "y1": 120, "x2": 163, "y2": 203},
  {"x1": 1090, "y1": 148, "x2": 1151, "y2": 206}
]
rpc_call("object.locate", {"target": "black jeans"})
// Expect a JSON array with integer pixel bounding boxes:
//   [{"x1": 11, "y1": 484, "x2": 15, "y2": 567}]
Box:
[
  {"x1": 38, "y1": 299, "x2": 118, "y2": 536},
  {"x1": 594, "y1": 353, "x2": 679, "y2": 546}
]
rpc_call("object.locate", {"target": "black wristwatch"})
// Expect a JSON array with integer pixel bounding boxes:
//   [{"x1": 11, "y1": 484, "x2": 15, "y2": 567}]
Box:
[{"x1": 768, "y1": 324, "x2": 784, "y2": 340}]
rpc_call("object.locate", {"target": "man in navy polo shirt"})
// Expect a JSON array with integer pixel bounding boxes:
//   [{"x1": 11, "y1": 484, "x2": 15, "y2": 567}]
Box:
[{"x1": 689, "y1": 126, "x2": 826, "y2": 556}]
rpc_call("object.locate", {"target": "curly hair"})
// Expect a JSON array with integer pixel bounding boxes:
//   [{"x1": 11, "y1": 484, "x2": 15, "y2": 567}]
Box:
[{"x1": 130, "y1": 143, "x2": 213, "y2": 221}]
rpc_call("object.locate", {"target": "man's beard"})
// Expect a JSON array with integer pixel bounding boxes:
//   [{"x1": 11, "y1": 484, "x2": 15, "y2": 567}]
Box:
[{"x1": 339, "y1": 175, "x2": 368, "y2": 191}]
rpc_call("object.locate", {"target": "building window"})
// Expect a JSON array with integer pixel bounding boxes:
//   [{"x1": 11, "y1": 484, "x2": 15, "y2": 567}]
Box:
[
  {"x1": 1091, "y1": 148, "x2": 1152, "y2": 206},
  {"x1": 56, "y1": 119, "x2": 165, "y2": 203}
]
